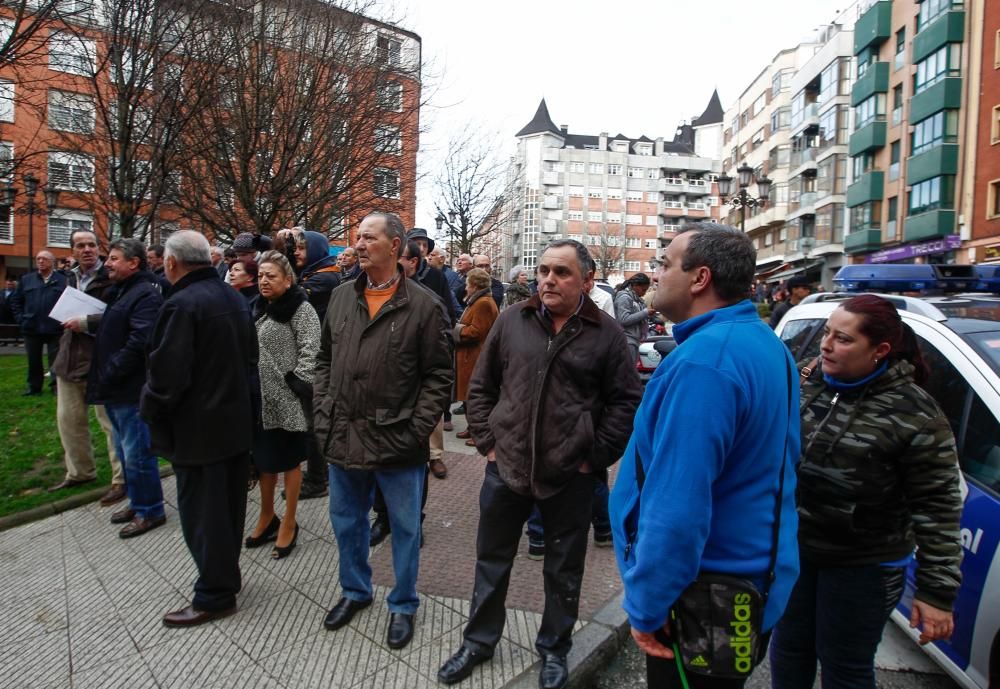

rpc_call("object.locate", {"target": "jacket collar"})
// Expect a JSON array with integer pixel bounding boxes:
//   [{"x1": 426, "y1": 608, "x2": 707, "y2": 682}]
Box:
[
  {"x1": 353, "y1": 265, "x2": 410, "y2": 308},
  {"x1": 521, "y1": 292, "x2": 603, "y2": 325},
  {"x1": 465, "y1": 287, "x2": 492, "y2": 306},
  {"x1": 672, "y1": 299, "x2": 757, "y2": 345},
  {"x1": 256, "y1": 284, "x2": 307, "y2": 323},
  {"x1": 167, "y1": 266, "x2": 219, "y2": 295}
]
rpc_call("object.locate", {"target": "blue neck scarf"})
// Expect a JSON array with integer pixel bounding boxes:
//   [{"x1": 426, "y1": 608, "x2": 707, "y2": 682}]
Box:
[{"x1": 823, "y1": 360, "x2": 889, "y2": 391}]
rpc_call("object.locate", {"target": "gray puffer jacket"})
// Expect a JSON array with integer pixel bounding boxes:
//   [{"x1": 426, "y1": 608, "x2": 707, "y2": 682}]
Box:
[{"x1": 256, "y1": 287, "x2": 321, "y2": 432}]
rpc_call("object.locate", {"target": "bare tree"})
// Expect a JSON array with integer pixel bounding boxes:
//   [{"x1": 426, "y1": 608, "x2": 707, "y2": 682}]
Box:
[
  {"x1": 174, "y1": 0, "x2": 422, "y2": 242},
  {"x1": 590, "y1": 224, "x2": 625, "y2": 281},
  {"x1": 434, "y1": 126, "x2": 519, "y2": 256},
  {"x1": 0, "y1": 0, "x2": 94, "y2": 71}
]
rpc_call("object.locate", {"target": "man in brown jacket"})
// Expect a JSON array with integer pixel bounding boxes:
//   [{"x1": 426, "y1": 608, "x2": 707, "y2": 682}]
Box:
[
  {"x1": 48, "y1": 230, "x2": 124, "y2": 504},
  {"x1": 438, "y1": 239, "x2": 642, "y2": 689}
]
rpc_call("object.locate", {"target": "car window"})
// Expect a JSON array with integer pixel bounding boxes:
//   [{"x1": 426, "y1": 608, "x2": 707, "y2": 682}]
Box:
[
  {"x1": 780, "y1": 318, "x2": 824, "y2": 362},
  {"x1": 961, "y1": 393, "x2": 1000, "y2": 495},
  {"x1": 917, "y1": 336, "x2": 971, "y2": 438}
]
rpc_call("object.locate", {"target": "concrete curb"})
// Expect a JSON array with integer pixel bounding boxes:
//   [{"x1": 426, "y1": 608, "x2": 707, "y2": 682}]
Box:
[
  {"x1": 503, "y1": 592, "x2": 630, "y2": 689},
  {"x1": 0, "y1": 465, "x2": 175, "y2": 533}
]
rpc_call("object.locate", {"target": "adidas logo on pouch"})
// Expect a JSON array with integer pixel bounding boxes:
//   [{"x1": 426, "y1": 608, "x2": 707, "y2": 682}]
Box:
[{"x1": 690, "y1": 655, "x2": 708, "y2": 668}]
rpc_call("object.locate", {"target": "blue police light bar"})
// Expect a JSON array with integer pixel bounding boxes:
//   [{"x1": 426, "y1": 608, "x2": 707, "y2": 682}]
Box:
[{"x1": 833, "y1": 264, "x2": 1000, "y2": 294}]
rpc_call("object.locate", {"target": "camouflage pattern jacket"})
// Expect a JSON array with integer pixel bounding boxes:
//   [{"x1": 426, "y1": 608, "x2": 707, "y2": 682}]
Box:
[{"x1": 798, "y1": 359, "x2": 963, "y2": 609}]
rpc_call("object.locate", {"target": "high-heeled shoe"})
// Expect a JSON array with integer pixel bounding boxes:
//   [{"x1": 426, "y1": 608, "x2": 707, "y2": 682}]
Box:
[
  {"x1": 245, "y1": 515, "x2": 280, "y2": 549},
  {"x1": 272, "y1": 523, "x2": 299, "y2": 560}
]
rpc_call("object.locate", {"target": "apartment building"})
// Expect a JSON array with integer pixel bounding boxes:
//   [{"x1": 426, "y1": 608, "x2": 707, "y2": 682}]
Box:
[
  {"x1": 971, "y1": 0, "x2": 1000, "y2": 263},
  {"x1": 507, "y1": 96, "x2": 722, "y2": 284},
  {"x1": 721, "y1": 14, "x2": 860, "y2": 288},
  {"x1": 0, "y1": 1, "x2": 420, "y2": 281},
  {"x1": 843, "y1": 0, "x2": 973, "y2": 264}
]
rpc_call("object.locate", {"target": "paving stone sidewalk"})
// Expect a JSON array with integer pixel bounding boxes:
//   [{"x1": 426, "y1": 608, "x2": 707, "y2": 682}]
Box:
[{"x1": 0, "y1": 421, "x2": 625, "y2": 689}]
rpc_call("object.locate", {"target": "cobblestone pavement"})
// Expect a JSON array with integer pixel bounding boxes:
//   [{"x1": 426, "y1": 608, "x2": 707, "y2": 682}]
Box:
[{"x1": 0, "y1": 418, "x2": 621, "y2": 689}]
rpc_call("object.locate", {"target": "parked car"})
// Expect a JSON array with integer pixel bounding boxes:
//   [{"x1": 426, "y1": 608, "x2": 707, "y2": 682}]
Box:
[
  {"x1": 776, "y1": 284, "x2": 1000, "y2": 689},
  {"x1": 636, "y1": 334, "x2": 676, "y2": 386}
]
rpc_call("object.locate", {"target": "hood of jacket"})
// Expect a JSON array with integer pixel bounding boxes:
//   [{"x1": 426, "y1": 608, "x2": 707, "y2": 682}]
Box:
[{"x1": 302, "y1": 231, "x2": 335, "y2": 274}]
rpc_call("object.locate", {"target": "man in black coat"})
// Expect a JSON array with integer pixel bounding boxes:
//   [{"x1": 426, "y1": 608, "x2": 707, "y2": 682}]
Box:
[
  {"x1": 0, "y1": 277, "x2": 16, "y2": 324},
  {"x1": 86, "y1": 239, "x2": 165, "y2": 539},
  {"x1": 10, "y1": 251, "x2": 67, "y2": 395},
  {"x1": 472, "y1": 254, "x2": 505, "y2": 309},
  {"x1": 141, "y1": 230, "x2": 260, "y2": 628}
]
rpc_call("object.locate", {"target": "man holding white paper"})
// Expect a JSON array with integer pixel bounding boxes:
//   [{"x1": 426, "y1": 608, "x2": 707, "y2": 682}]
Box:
[{"x1": 48, "y1": 230, "x2": 125, "y2": 505}]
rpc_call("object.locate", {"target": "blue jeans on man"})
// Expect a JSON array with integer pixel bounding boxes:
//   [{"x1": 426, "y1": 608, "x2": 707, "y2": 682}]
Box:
[
  {"x1": 105, "y1": 404, "x2": 165, "y2": 520},
  {"x1": 327, "y1": 463, "x2": 425, "y2": 614}
]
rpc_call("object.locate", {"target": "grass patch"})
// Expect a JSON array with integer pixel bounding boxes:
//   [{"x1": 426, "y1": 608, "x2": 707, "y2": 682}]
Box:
[{"x1": 0, "y1": 354, "x2": 115, "y2": 518}]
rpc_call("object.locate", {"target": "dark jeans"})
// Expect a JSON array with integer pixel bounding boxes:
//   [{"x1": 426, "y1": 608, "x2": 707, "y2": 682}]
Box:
[
  {"x1": 526, "y1": 470, "x2": 610, "y2": 545},
  {"x1": 769, "y1": 560, "x2": 905, "y2": 689},
  {"x1": 105, "y1": 403, "x2": 164, "y2": 520},
  {"x1": 24, "y1": 333, "x2": 59, "y2": 392},
  {"x1": 647, "y1": 653, "x2": 749, "y2": 689},
  {"x1": 174, "y1": 453, "x2": 250, "y2": 612},
  {"x1": 463, "y1": 462, "x2": 593, "y2": 658}
]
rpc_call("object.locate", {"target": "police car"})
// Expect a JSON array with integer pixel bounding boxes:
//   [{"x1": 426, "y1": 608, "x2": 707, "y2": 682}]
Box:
[{"x1": 774, "y1": 264, "x2": 1000, "y2": 689}]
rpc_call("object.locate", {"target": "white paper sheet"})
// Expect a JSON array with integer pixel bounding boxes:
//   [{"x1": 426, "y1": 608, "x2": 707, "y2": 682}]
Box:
[{"x1": 48, "y1": 286, "x2": 107, "y2": 323}]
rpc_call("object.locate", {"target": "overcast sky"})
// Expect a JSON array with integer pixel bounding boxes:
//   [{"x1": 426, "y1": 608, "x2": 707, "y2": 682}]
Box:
[{"x1": 383, "y1": 0, "x2": 851, "y2": 235}]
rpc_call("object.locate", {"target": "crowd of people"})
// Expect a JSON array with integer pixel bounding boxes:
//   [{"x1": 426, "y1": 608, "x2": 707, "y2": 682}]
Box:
[{"x1": 1, "y1": 215, "x2": 964, "y2": 689}]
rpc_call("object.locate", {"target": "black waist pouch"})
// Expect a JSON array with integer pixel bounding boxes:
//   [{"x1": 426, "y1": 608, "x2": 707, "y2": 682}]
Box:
[{"x1": 670, "y1": 573, "x2": 767, "y2": 679}]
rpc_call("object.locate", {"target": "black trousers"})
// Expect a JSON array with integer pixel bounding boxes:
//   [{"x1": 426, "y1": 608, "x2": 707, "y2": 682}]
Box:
[
  {"x1": 463, "y1": 462, "x2": 593, "y2": 658},
  {"x1": 24, "y1": 333, "x2": 59, "y2": 392},
  {"x1": 174, "y1": 453, "x2": 250, "y2": 612},
  {"x1": 647, "y1": 654, "x2": 748, "y2": 689}
]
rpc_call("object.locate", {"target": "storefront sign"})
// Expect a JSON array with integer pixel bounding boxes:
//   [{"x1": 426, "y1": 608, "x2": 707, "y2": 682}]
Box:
[{"x1": 865, "y1": 235, "x2": 961, "y2": 264}]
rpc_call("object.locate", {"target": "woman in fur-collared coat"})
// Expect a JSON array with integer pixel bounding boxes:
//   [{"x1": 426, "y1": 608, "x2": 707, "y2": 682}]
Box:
[{"x1": 453, "y1": 269, "x2": 498, "y2": 445}]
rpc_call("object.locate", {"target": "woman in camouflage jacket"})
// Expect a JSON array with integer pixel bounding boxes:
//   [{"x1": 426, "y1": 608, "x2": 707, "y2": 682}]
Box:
[{"x1": 770, "y1": 294, "x2": 963, "y2": 689}]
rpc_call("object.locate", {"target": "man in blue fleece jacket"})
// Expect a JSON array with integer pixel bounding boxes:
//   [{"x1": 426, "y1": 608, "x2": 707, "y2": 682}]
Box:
[{"x1": 609, "y1": 223, "x2": 801, "y2": 689}]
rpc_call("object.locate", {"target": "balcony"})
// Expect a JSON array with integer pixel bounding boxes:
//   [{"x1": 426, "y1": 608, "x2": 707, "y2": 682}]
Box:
[
  {"x1": 541, "y1": 171, "x2": 562, "y2": 186},
  {"x1": 659, "y1": 224, "x2": 681, "y2": 239},
  {"x1": 913, "y1": 10, "x2": 966, "y2": 63},
  {"x1": 659, "y1": 178, "x2": 685, "y2": 192},
  {"x1": 686, "y1": 179, "x2": 710, "y2": 195},
  {"x1": 846, "y1": 170, "x2": 884, "y2": 207},
  {"x1": 910, "y1": 77, "x2": 963, "y2": 125},
  {"x1": 851, "y1": 62, "x2": 890, "y2": 106},
  {"x1": 848, "y1": 120, "x2": 887, "y2": 156},
  {"x1": 658, "y1": 200, "x2": 684, "y2": 217},
  {"x1": 845, "y1": 228, "x2": 883, "y2": 254},
  {"x1": 906, "y1": 144, "x2": 959, "y2": 186},
  {"x1": 791, "y1": 104, "x2": 820, "y2": 134},
  {"x1": 542, "y1": 195, "x2": 562, "y2": 210},
  {"x1": 790, "y1": 147, "x2": 819, "y2": 170},
  {"x1": 854, "y1": 0, "x2": 892, "y2": 54},
  {"x1": 904, "y1": 209, "x2": 956, "y2": 242},
  {"x1": 541, "y1": 219, "x2": 559, "y2": 234},
  {"x1": 542, "y1": 148, "x2": 560, "y2": 162}
]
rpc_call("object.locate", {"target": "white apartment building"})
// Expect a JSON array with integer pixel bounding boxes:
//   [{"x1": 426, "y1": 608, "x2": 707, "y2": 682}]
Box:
[{"x1": 506, "y1": 96, "x2": 723, "y2": 284}]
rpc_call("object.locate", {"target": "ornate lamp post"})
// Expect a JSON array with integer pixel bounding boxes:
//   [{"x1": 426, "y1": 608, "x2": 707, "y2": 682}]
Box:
[
  {"x1": 435, "y1": 209, "x2": 459, "y2": 261},
  {"x1": 717, "y1": 163, "x2": 772, "y2": 232},
  {"x1": 0, "y1": 173, "x2": 61, "y2": 268}
]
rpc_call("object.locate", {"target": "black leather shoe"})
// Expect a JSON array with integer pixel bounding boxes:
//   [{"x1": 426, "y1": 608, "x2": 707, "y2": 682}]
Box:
[
  {"x1": 386, "y1": 612, "x2": 414, "y2": 649},
  {"x1": 297, "y1": 479, "x2": 328, "y2": 500},
  {"x1": 323, "y1": 597, "x2": 372, "y2": 631},
  {"x1": 539, "y1": 653, "x2": 568, "y2": 689},
  {"x1": 438, "y1": 645, "x2": 493, "y2": 684},
  {"x1": 369, "y1": 518, "x2": 390, "y2": 547}
]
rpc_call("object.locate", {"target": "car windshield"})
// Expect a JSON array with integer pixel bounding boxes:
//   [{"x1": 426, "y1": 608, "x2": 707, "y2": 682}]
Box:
[
  {"x1": 933, "y1": 299, "x2": 1000, "y2": 321},
  {"x1": 962, "y1": 330, "x2": 1000, "y2": 377}
]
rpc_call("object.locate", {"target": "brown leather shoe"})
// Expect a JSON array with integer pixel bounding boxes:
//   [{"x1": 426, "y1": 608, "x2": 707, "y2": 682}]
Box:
[
  {"x1": 465, "y1": 439, "x2": 476, "y2": 446},
  {"x1": 455, "y1": 430, "x2": 471, "y2": 439},
  {"x1": 99, "y1": 484, "x2": 127, "y2": 506},
  {"x1": 110, "y1": 507, "x2": 136, "y2": 524},
  {"x1": 162, "y1": 604, "x2": 237, "y2": 628},
  {"x1": 47, "y1": 477, "x2": 95, "y2": 493},
  {"x1": 119, "y1": 515, "x2": 166, "y2": 539},
  {"x1": 429, "y1": 459, "x2": 448, "y2": 479}
]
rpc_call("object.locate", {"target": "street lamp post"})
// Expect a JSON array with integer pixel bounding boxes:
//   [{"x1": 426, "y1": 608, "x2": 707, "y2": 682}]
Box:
[
  {"x1": 435, "y1": 209, "x2": 459, "y2": 261},
  {"x1": 0, "y1": 174, "x2": 61, "y2": 269},
  {"x1": 717, "y1": 163, "x2": 772, "y2": 232}
]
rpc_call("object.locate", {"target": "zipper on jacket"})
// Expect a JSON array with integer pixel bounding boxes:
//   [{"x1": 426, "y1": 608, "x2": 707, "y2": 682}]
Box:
[{"x1": 804, "y1": 392, "x2": 840, "y2": 457}]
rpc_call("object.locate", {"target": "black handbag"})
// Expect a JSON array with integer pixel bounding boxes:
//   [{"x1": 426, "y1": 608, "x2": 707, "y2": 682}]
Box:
[{"x1": 632, "y1": 360, "x2": 792, "y2": 679}]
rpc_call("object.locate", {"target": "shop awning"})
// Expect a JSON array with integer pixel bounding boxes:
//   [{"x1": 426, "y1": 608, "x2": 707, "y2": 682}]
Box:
[
  {"x1": 755, "y1": 254, "x2": 784, "y2": 268},
  {"x1": 766, "y1": 260, "x2": 824, "y2": 283}
]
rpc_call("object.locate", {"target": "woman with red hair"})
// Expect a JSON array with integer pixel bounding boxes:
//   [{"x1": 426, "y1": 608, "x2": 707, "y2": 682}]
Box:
[{"x1": 770, "y1": 294, "x2": 964, "y2": 689}]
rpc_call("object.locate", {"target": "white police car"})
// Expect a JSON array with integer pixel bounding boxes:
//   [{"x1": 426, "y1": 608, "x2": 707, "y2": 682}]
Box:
[{"x1": 774, "y1": 264, "x2": 1000, "y2": 689}]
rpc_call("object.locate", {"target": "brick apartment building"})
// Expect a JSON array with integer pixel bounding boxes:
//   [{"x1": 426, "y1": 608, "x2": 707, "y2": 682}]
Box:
[{"x1": 0, "y1": 0, "x2": 420, "y2": 281}]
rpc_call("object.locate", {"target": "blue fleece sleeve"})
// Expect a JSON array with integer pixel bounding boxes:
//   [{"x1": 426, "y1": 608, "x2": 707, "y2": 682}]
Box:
[{"x1": 621, "y1": 363, "x2": 741, "y2": 633}]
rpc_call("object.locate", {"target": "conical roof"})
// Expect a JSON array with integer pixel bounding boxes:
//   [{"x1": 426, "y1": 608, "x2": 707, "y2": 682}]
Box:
[
  {"x1": 516, "y1": 99, "x2": 563, "y2": 137},
  {"x1": 693, "y1": 89, "x2": 724, "y2": 126}
]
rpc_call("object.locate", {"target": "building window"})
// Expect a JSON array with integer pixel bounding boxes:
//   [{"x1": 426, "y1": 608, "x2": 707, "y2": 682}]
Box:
[
  {"x1": 992, "y1": 105, "x2": 1000, "y2": 145},
  {"x1": 373, "y1": 167, "x2": 399, "y2": 198},
  {"x1": 628, "y1": 167, "x2": 644, "y2": 178},
  {"x1": 607, "y1": 213, "x2": 622, "y2": 223},
  {"x1": 375, "y1": 125, "x2": 401, "y2": 155},
  {"x1": 589, "y1": 163, "x2": 604, "y2": 174},
  {"x1": 48, "y1": 31, "x2": 95, "y2": 76},
  {"x1": 850, "y1": 201, "x2": 882, "y2": 232},
  {"x1": 625, "y1": 214, "x2": 642, "y2": 225},
  {"x1": 607, "y1": 188, "x2": 622, "y2": 199},
  {"x1": 0, "y1": 205, "x2": 10, "y2": 243},
  {"x1": 377, "y1": 35, "x2": 401, "y2": 66},
  {"x1": 0, "y1": 142, "x2": 12, "y2": 183},
  {"x1": 892, "y1": 84, "x2": 904, "y2": 125},
  {"x1": 914, "y1": 43, "x2": 963, "y2": 93},
  {"x1": 857, "y1": 46, "x2": 876, "y2": 78},
  {"x1": 567, "y1": 211, "x2": 583, "y2": 221},
  {"x1": 887, "y1": 196, "x2": 898, "y2": 239},
  {"x1": 568, "y1": 186, "x2": 584, "y2": 197},
  {"x1": 569, "y1": 162, "x2": 585, "y2": 173},
  {"x1": 645, "y1": 191, "x2": 659, "y2": 203},
  {"x1": 588, "y1": 189, "x2": 603, "y2": 199},
  {"x1": 770, "y1": 106, "x2": 791, "y2": 133},
  {"x1": 917, "y1": 0, "x2": 963, "y2": 31},
  {"x1": 911, "y1": 110, "x2": 959, "y2": 154},
  {"x1": 48, "y1": 151, "x2": 94, "y2": 191},
  {"x1": 646, "y1": 168, "x2": 659, "y2": 180},
  {"x1": 48, "y1": 89, "x2": 95, "y2": 133},
  {"x1": 852, "y1": 152, "x2": 876, "y2": 179},
  {"x1": 0, "y1": 80, "x2": 12, "y2": 122},
  {"x1": 637, "y1": 144, "x2": 652, "y2": 156},
  {"x1": 895, "y1": 28, "x2": 906, "y2": 70},
  {"x1": 607, "y1": 164, "x2": 622, "y2": 175},
  {"x1": 854, "y1": 93, "x2": 886, "y2": 130},
  {"x1": 986, "y1": 180, "x2": 1000, "y2": 219},
  {"x1": 377, "y1": 81, "x2": 402, "y2": 111},
  {"x1": 48, "y1": 209, "x2": 93, "y2": 248},
  {"x1": 587, "y1": 211, "x2": 602, "y2": 222},
  {"x1": 909, "y1": 175, "x2": 954, "y2": 215},
  {"x1": 889, "y1": 140, "x2": 901, "y2": 181},
  {"x1": 626, "y1": 190, "x2": 643, "y2": 201}
]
